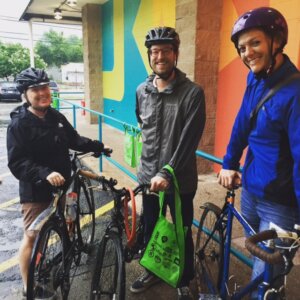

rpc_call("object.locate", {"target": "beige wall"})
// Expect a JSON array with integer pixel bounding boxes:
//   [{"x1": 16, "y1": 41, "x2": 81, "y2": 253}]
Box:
[
  {"x1": 176, "y1": 0, "x2": 197, "y2": 81},
  {"x1": 82, "y1": 3, "x2": 102, "y2": 124}
]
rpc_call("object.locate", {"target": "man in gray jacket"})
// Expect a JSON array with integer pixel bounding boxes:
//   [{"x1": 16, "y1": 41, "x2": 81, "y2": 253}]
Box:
[{"x1": 130, "y1": 27, "x2": 206, "y2": 300}]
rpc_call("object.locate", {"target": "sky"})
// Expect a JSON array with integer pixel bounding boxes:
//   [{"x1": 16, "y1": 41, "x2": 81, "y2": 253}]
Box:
[{"x1": 0, "y1": 0, "x2": 82, "y2": 48}]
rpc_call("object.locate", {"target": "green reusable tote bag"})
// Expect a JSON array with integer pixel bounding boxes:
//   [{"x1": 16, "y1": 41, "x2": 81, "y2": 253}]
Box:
[
  {"x1": 140, "y1": 165, "x2": 186, "y2": 288},
  {"x1": 124, "y1": 126, "x2": 136, "y2": 168},
  {"x1": 135, "y1": 132, "x2": 143, "y2": 167}
]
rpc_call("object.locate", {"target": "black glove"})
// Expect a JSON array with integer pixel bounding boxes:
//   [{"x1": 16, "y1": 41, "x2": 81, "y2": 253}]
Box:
[{"x1": 92, "y1": 147, "x2": 113, "y2": 158}]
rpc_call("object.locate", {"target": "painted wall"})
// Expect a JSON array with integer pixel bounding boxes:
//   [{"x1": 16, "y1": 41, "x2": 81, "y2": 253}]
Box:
[
  {"x1": 214, "y1": 0, "x2": 300, "y2": 168},
  {"x1": 101, "y1": 0, "x2": 175, "y2": 129}
]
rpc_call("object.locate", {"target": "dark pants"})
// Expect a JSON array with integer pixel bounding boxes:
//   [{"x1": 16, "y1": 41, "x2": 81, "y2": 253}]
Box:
[{"x1": 142, "y1": 191, "x2": 195, "y2": 287}]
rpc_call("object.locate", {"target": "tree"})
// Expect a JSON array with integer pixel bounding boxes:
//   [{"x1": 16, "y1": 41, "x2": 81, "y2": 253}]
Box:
[
  {"x1": 35, "y1": 30, "x2": 83, "y2": 67},
  {"x1": 0, "y1": 42, "x2": 46, "y2": 80}
]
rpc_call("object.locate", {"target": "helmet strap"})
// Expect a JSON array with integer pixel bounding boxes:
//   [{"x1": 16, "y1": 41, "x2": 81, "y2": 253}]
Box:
[{"x1": 253, "y1": 36, "x2": 280, "y2": 79}]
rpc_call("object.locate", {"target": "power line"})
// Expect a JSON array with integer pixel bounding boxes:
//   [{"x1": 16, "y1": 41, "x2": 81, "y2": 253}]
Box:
[
  {"x1": 0, "y1": 17, "x2": 82, "y2": 31},
  {"x1": 0, "y1": 35, "x2": 82, "y2": 46}
]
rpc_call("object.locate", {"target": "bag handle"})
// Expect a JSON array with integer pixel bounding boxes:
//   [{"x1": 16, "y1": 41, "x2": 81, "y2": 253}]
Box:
[
  {"x1": 158, "y1": 164, "x2": 185, "y2": 284},
  {"x1": 249, "y1": 73, "x2": 300, "y2": 129}
]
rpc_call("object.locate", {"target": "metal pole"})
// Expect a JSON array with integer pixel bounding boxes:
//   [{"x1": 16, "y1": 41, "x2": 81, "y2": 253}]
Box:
[
  {"x1": 98, "y1": 115, "x2": 103, "y2": 172},
  {"x1": 28, "y1": 21, "x2": 35, "y2": 67}
]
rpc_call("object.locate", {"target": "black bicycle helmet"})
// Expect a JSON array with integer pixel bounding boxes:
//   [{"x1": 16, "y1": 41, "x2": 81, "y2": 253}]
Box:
[
  {"x1": 145, "y1": 27, "x2": 180, "y2": 50},
  {"x1": 231, "y1": 7, "x2": 288, "y2": 51},
  {"x1": 16, "y1": 67, "x2": 50, "y2": 93}
]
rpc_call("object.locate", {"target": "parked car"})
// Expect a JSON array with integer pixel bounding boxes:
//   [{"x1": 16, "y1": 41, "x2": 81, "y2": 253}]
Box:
[
  {"x1": 49, "y1": 81, "x2": 59, "y2": 94},
  {"x1": 0, "y1": 81, "x2": 22, "y2": 102}
]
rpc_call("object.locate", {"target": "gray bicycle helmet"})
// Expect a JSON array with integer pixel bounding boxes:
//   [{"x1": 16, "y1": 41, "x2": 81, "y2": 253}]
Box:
[
  {"x1": 16, "y1": 68, "x2": 50, "y2": 93},
  {"x1": 231, "y1": 7, "x2": 288, "y2": 50},
  {"x1": 145, "y1": 27, "x2": 180, "y2": 50}
]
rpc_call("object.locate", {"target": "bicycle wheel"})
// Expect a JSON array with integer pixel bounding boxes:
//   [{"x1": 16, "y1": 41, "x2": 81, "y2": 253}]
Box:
[
  {"x1": 195, "y1": 202, "x2": 224, "y2": 295},
  {"x1": 27, "y1": 221, "x2": 70, "y2": 300},
  {"x1": 77, "y1": 175, "x2": 96, "y2": 249},
  {"x1": 90, "y1": 230, "x2": 125, "y2": 300}
]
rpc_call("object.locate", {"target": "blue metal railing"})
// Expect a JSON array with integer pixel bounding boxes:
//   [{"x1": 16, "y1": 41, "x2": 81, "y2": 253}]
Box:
[{"x1": 52, "y1": 96, "x2": 252, "y2": 268}]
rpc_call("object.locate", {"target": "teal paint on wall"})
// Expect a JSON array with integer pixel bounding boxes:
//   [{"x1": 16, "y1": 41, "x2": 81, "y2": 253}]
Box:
[
  {"x1": 102, "y1": 1, "x2": 114, "y2": 71},
  {"x1": 103, "y1": 0, "x2": 147, "y2": 130}
]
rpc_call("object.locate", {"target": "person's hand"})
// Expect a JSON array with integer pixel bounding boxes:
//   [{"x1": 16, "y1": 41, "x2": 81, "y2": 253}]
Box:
[
  {"x1": 150, "y1": 176, "x2": 170, "y2": 192},
  {"x1": 217, "y1": 169, "x2": 241, "y2": 189},
  {"x1": 46, "y1": 172, "x2": 65, "y2": 187},
  {"x1": 92, "y1": 145, "x2": 113, "y2": 157}
]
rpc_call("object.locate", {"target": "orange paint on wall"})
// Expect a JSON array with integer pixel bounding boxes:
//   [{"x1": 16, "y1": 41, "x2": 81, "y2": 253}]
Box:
[
  {"x1": 214, "y1": 57, "x2": 248, "y2": 163},
  {"x1": 233, "y1": 0, "x2": 269, "y2": 15}
]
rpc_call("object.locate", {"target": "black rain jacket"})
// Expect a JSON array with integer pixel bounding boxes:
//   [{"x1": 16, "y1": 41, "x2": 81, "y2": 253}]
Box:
[{"x1": 7, "y1": 103, "x2": 103, "y2": 203}]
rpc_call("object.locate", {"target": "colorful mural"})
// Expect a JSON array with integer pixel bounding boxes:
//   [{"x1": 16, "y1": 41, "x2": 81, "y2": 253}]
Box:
[
  {"x1": 102, "y1": 0, "x2": 175, "y2": 128},
  {"x1": 214, "y1": 0, "x2": 300, "y2": 167}
]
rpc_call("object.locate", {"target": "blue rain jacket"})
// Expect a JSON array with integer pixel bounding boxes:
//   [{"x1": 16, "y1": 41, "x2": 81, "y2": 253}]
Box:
[{"x1": 223, "y1": 55, "x2": 300, "y2": 213}]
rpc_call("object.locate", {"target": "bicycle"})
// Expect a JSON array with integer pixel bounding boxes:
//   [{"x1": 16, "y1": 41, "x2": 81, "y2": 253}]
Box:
[
  {"x1": 90, "y1": 180, "x2": 150, "y2": 300},
  {"x1": 245, "y1": 226, "x2": 300, "y2": 299},
  {"x1": 194, "y1": 188, "x2": 300, "y2": 299},
  {"x1": 26, "y1": 150, "x2": 108, "y2": 300}
]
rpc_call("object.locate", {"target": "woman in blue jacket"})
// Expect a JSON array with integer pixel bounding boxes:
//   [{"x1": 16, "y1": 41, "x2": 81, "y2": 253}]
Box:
[{"x1": 218, "y1": 7, "x2": 300, "y2": 297}]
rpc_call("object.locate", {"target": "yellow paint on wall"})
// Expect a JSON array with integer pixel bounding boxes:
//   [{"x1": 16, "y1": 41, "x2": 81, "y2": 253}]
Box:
[
  {"x1": 103, "y1": 0, "x2": 124, "y2": 101},
  {"x1": 133, "y1": 0, "x2": 175, "y2": 75},
  {"x1": 218, "y1": 0, "x2": 239, "y2": 71},
  {"x1": 270, "y1": 0, "x2": 300, "y2": 66}
]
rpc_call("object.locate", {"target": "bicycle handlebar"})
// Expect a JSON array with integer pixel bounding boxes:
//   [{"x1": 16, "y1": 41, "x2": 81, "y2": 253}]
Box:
[{"x1": 245, "y1": 230, "x2": 285, "y2": 264}]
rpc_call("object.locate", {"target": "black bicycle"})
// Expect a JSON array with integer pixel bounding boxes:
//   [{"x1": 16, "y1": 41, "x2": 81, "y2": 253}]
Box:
[
  {"x1": 26, "y1": 151, "x2": 108, "y2": 300},
  {"x1": 90, "y1": 180, "x2": 150, "y2": 300}
]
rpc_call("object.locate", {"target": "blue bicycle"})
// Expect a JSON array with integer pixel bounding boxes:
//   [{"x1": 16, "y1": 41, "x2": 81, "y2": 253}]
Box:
[{"x1": 195, "y1": 188, "x2": 300, "y2": 299}]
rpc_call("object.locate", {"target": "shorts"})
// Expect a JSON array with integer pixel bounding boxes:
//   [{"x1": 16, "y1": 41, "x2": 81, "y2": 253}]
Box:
[{"x1": 21, "y1": 201, "x2": 51, "y2": 231}]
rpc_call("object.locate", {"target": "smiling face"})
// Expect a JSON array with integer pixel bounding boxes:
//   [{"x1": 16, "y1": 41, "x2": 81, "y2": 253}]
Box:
[
  {"x1": 237, "y1": 28, "x2": 282, "y2": 74},
  {"x1": 25, "y1": 84, "x2": 51, "y2": 112},
  {"x1": 149, "y1": 43, "x2": 177, "y2": 79}
]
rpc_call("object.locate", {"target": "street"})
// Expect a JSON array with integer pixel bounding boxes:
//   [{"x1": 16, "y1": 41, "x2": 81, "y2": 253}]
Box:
[{"x1": 0, "y1": 102, "x2": 24, "y2": 298}]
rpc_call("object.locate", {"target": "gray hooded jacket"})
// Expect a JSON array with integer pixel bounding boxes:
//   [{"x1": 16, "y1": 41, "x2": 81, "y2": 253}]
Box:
[{"x1": 135, "y1": 69, "x2": 206, "y2": 193}]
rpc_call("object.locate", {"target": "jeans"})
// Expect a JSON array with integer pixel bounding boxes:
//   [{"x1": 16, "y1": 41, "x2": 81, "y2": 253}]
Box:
[
  {"x1": 142, "y1": 191, "x2": 195, "y2": 287},
  {"x1": 241, "y1": 188, "x2": 299, "y2": 299}
]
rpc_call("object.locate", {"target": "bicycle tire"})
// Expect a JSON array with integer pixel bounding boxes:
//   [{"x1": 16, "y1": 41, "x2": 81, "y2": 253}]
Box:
[
  {"x1": 195, "y1": 202, "x2": 224, "y2": 295},
  {"x1": 27, "y1": 221, "x2": 70, "y2": 300},
  {"x1": 76, "y1": 174, "x2": 96, "y2": 250},
  {"x1": 90, "y1": 230, "x2": 125, "y2": 300}
]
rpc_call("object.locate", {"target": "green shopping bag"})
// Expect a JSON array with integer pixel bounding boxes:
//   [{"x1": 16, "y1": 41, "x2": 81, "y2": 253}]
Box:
[
  {"x1": 124, "y1": 126, "x2": 136, "y2": 167},
  {"x1": 140, "y1": 165, "x2": 186, "y2": 288},
  {"x1": 135, "y1": 132, "x2": 142, "y2": 167}
]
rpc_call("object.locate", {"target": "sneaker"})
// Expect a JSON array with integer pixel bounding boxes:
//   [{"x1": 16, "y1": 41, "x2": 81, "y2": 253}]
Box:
[
  {"x1": 177, "y1": 286, "x2": 193, "y2": 300},
  {"x1": 130, "y1": 271, "x2": 161, "y2": 293}
]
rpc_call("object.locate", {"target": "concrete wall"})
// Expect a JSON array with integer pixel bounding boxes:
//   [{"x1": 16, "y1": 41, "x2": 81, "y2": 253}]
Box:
[
  {"x1": 82, "y1": 3, "x2": 102, "y2": 124},
  {"x1": 194, "y1": 0, "x2": 223, "y2": 173}
]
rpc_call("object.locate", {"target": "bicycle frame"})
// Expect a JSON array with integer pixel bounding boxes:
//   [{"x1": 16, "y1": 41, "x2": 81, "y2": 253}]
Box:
[
  {"x1": 203, "y1": 189, "x2": 281, "y2": 300},
  {"x1": 27, "y1": 152, "x2": 98, "y2": 299}
]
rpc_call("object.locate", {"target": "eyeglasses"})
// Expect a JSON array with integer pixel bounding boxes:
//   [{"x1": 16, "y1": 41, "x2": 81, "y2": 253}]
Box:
[{"x1": 148, "y1": 47, "x2": 174, "y2": 58}]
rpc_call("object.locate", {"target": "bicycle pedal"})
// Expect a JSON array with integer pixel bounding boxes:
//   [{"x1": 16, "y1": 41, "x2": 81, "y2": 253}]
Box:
[{"x1": 199, "y1": 294, "x2": 222, "y2": 300}]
